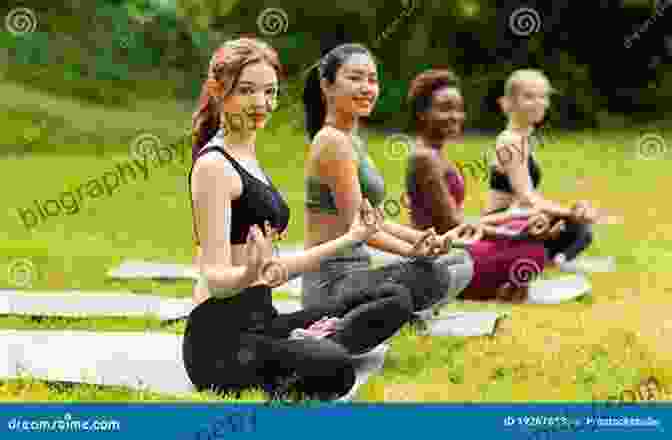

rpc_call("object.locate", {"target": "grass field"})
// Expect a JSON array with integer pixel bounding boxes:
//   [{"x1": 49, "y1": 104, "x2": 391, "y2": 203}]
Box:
[{"x1": 1, "y1": 80, "x2": 671, "y2": 403}]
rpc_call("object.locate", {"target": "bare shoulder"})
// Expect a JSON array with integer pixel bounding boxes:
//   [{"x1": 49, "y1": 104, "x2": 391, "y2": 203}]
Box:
[
  {"x1": 494, "y1": 130, "x2": 527, "y2": 164},
  {"x1": 314, "y1": 126, "x2": 357, "y2": 162},
  {"x1": 410, "y1": 148, "x2": 441, "y2": 172},
  {"x1": 496, "y1": 130, "x2": 525, "y2": 147},
  {"x1": 191, "y1": 151, "x2": 242, "y2": 198}
]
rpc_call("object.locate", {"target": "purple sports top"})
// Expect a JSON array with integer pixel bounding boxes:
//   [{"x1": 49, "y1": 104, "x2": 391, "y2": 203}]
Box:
[{"x1": 406, "y1": 154, "x2": 547, "y2": 291}]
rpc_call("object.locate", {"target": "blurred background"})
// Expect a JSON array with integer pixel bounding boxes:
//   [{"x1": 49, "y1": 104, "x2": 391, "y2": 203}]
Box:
[
  {"x1": 1, "y1": 1, "x2": 671, "y2": 403},
  {"x1": 1, "y1": 0, "x2": 671, "y2": 156}
]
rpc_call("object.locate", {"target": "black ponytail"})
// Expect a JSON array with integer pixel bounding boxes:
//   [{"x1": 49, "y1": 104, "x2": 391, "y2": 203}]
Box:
[
  {"x1": 303, "y1": 66, "x2": 324, "y2": 142},
  {"x1": 302, "y1": 43, "x2": 374, "y2": 141}
]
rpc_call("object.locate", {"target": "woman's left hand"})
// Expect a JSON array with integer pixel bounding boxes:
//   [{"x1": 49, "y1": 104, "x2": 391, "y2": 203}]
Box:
[
  {"x1": 571, "y1": 200, "x2": 599, "y2": 224},
  {"x1": 438, "y1": 224, "x2": 483, "y2": 252},
  {"x1": 410, "y1": 228, "x2": 443, "y2": 257},
  {"x1": 258, "y1": 221, "x2": 289, "y2": 288}
]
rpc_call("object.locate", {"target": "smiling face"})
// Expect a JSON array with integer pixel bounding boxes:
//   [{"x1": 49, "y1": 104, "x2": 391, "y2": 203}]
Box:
[
  {"x1": 323, "y1": 52, "x2": 379, "y2": 118},
  {"x1": 220, "y1": 61, "x2": 279, "y2": 131},
  {"x1": 506, "y1": 76, "x2": 551, "y2": 126},
  {"x1": 423, "y1": 86, "x2": 465, "y2": 139}
]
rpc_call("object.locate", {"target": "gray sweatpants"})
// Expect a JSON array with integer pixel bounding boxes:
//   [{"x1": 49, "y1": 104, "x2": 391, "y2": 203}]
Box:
[{"x1": 301, "y1": 243, "x2": 474, "y2": 312}]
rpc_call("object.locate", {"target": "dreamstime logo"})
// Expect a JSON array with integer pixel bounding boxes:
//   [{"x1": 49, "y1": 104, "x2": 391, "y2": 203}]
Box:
[
  {"x1": 129, "y1": 13, "x2": 156, "y2": 26},
  {"x1": 257, "y1": 8, "x2": 289, "y2": 37},
  {"x1": 373, "y1": 0, "x2": 419, "y2": 48},
  {"x1": 610, "y1": 376, "x2": 666, "y2": 403},
  {"x1": 455, "y1": 139, "x2": 538, "y2": 184},
  {"x1": 7, "y1": 413, "x2": 121, "y2": 432},
  {"x1": 5, "y1": 7, "x2": 38, "y2": 36},
  {"x1": 624, "y1": 0, "x2": 670, "y2": 49},
  {"x1": 509, "y1": 7, "x2": 541, "y2": 37},
  {"x1": 192, "y1": 410, "x2": 257, "y2": 438},
  {"x1": 259, "y1": 260, "x2": 289, "y2": 288},
  {"x1": 118, "y1": 34, "x2": 133, "y2": 49},
  {"x1": 381, "y1": 193, "x2": 411, "y2": 221},
  {"x1": 383, "y1": 134, "x2": 413, "y2": 161},
  {"x1": 635, "y1": 133, "x2": 668, "y2": 160},
  {"x1": 523, "y1": 376, "x2": 666, "y2": 440},
  {"x1": 508, "y1": 258, "x2": 542, "y2": 287},
  {"x1": 129, "y1": 133, "x2": 163, "y2": 161},
  {"x1": 16, "y1": 134, "x2": 186, "y2": 231},
  {"x1": 7, "y1": 258, "x2": 35, "y2": 288}
]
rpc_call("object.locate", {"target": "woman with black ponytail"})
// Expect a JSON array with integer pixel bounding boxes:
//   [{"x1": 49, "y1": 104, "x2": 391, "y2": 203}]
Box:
[
  {"x1": 183, "y1": 38, "x2": 413, "y2": 402},
  {"x1": 301, "y1": 43, "x2": 477, "y2": 312}
]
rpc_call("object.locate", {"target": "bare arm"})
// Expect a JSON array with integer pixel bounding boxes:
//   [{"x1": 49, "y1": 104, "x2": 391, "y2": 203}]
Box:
[
  {"x1": 317, "y1": 128, "x2": 420, "y2": 258},
  {"x1": 479, "y1": 209, "x2": 538, "y2": 225},
  {"x1": 273, "y1": 220, "x2": 370, "y2": 274},
  {"x1": 192, "y1": 245, "x2": 209, "y2": 304},
  {"x1": 412, "y1": 152, "x2": 464, "y2": 234},
  {"x1": 496, "y1": 132, "x2": 572, "y2": 217},
  {"x1": 380, "y1": 219, "x2": 428, "y2": 244},
  {"x1": 192, "y1": 155, "x2": 258, "y2": 296},
  {"x1": 376, "y1": 157, "x2": 459, "y2": 244}
]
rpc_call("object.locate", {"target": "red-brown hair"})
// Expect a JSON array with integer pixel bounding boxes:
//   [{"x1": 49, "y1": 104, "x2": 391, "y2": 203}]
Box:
[{"x1": 191, "y1": 37, "x2": 284, "y2": 162}]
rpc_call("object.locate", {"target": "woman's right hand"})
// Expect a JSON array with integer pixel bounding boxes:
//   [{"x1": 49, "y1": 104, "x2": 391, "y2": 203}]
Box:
[
  {"x1": 244, "y1": 223, "x2": 290, "y2": 288},
  {"x1": 570, "y1": 200, "x2": 598, "y2": 224},
  {"x1": 410, "y1": 228, "x2": 442, "y2": 257},
  {"x1": 347, "y1": 198, "x2": 385, "y2": 242},
  {"x1": 526, "y1": 212, "x2": 552, "y2": 237},
  {"x1": 243, "y1": 224, "x2": 267, "y2": 283},
  {"x1": 439, "y1": 224, "x2": 483, "y2": 251}
]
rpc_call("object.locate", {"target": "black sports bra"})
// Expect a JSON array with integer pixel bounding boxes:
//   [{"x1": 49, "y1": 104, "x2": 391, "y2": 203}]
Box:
[{"x1": 189, "y1": 145, "x2": 290, "y2": 245}]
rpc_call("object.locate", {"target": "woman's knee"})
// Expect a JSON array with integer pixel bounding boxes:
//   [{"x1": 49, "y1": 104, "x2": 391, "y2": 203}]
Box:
[
  {"x1": 291, "y1": 338, "x2": 353, "y2": 372},
  {"x1": 376, "y1": 282, "x2": 414, "y2": 313},
  {"x1": 566, "y1": 222, "x2": 594, "y2": 253}
]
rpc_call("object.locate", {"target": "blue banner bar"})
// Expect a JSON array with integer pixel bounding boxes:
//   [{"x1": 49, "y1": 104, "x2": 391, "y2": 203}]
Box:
[{"x1": 0, "y1": 403, "x2": 668, "y2": 439}]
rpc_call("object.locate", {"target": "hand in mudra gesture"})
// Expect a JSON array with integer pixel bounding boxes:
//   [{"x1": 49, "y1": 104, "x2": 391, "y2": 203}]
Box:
[
  {"x1": 571, "y1": 200, "x2": 598, "y2": 224},
  {"x1": 348, "y1": 198, "x2": 385, "y2": 242},
  {"x1": 244, "y1": 222, "x2": 289, "y2": 288},
  {"x1": 525, "y1": 212, "x2": 566, "y2": 240},
  {"x1": 449, "y1": 223, "x2": 484, "y2": 244},
  {"x1": 409, "y1": 227, "x2": 443, "y2": 257},
  {"x1": 434, "y1": 224, "x2": 483, "y2": 253}
]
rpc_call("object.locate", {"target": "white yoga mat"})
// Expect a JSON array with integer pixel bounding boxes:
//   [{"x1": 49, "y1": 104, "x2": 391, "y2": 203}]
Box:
[
  {"x1": 420, "y1": 312, "x2": 505, "y2": 337},
  {"x1": 273, "y1": 299, "x2": 302, "y2": 314},
  {"x1": 0, "y1": 290, "x2": 303, "y2": 321},
  {"x1": 0, "y1": 330, "x2": 193, "y2": 394},
  {"x1": 0, "y1": 330, "x2": 387, "y2": 401},
  {"x1": 106, "y1": 260, "x2": 305, "y2": 296},
  {"x1": 0, "y1": 289, "x2": 194, "y2": 321},
  {"x1": 337, "y1": 344, "x2": 389, "y2": 402},
  {"x1": 525, "y1": 274, "x2": 591, "y2": 304},
  {"x1": 107, "y1": 260, "x2": 197, "y2": 280},
  {"x1": 106, "y1": 251, "x2": 611, "y2": 291},
  {"x1": 558, "y1": 256, "x2": 616, "y2": 273},
  {"x1": 106, "y1": 245, "x2": 400, "y2": 284}
]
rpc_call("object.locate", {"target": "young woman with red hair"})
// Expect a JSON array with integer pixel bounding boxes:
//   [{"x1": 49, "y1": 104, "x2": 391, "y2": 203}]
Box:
[{"x1": 183, "y1": 38, "x2": 413, "y2": 401}]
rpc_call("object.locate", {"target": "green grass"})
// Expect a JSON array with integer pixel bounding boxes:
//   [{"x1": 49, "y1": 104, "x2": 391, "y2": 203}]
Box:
[{"x1": 1, "y1": 79, "x2": 672, "y2": 402}]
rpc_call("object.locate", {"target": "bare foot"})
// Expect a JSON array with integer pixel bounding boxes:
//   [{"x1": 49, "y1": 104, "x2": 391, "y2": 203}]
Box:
[{"x1": 495, "y1": 283, "x2": 529, "y2": 303}]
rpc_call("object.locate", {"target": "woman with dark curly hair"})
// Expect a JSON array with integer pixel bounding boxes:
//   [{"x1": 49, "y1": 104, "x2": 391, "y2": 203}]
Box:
[{"x1": 404, "y1": 68, "x2": 551, "y2": 302}]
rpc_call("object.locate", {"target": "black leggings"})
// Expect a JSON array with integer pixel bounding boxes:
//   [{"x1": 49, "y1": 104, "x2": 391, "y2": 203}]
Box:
[
  {"x1": 182, "y1": 284, "x2": 412, "y2": 400},
  {"x1": 544, "y1": 221, "x2": 593, "y2": 261}
]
